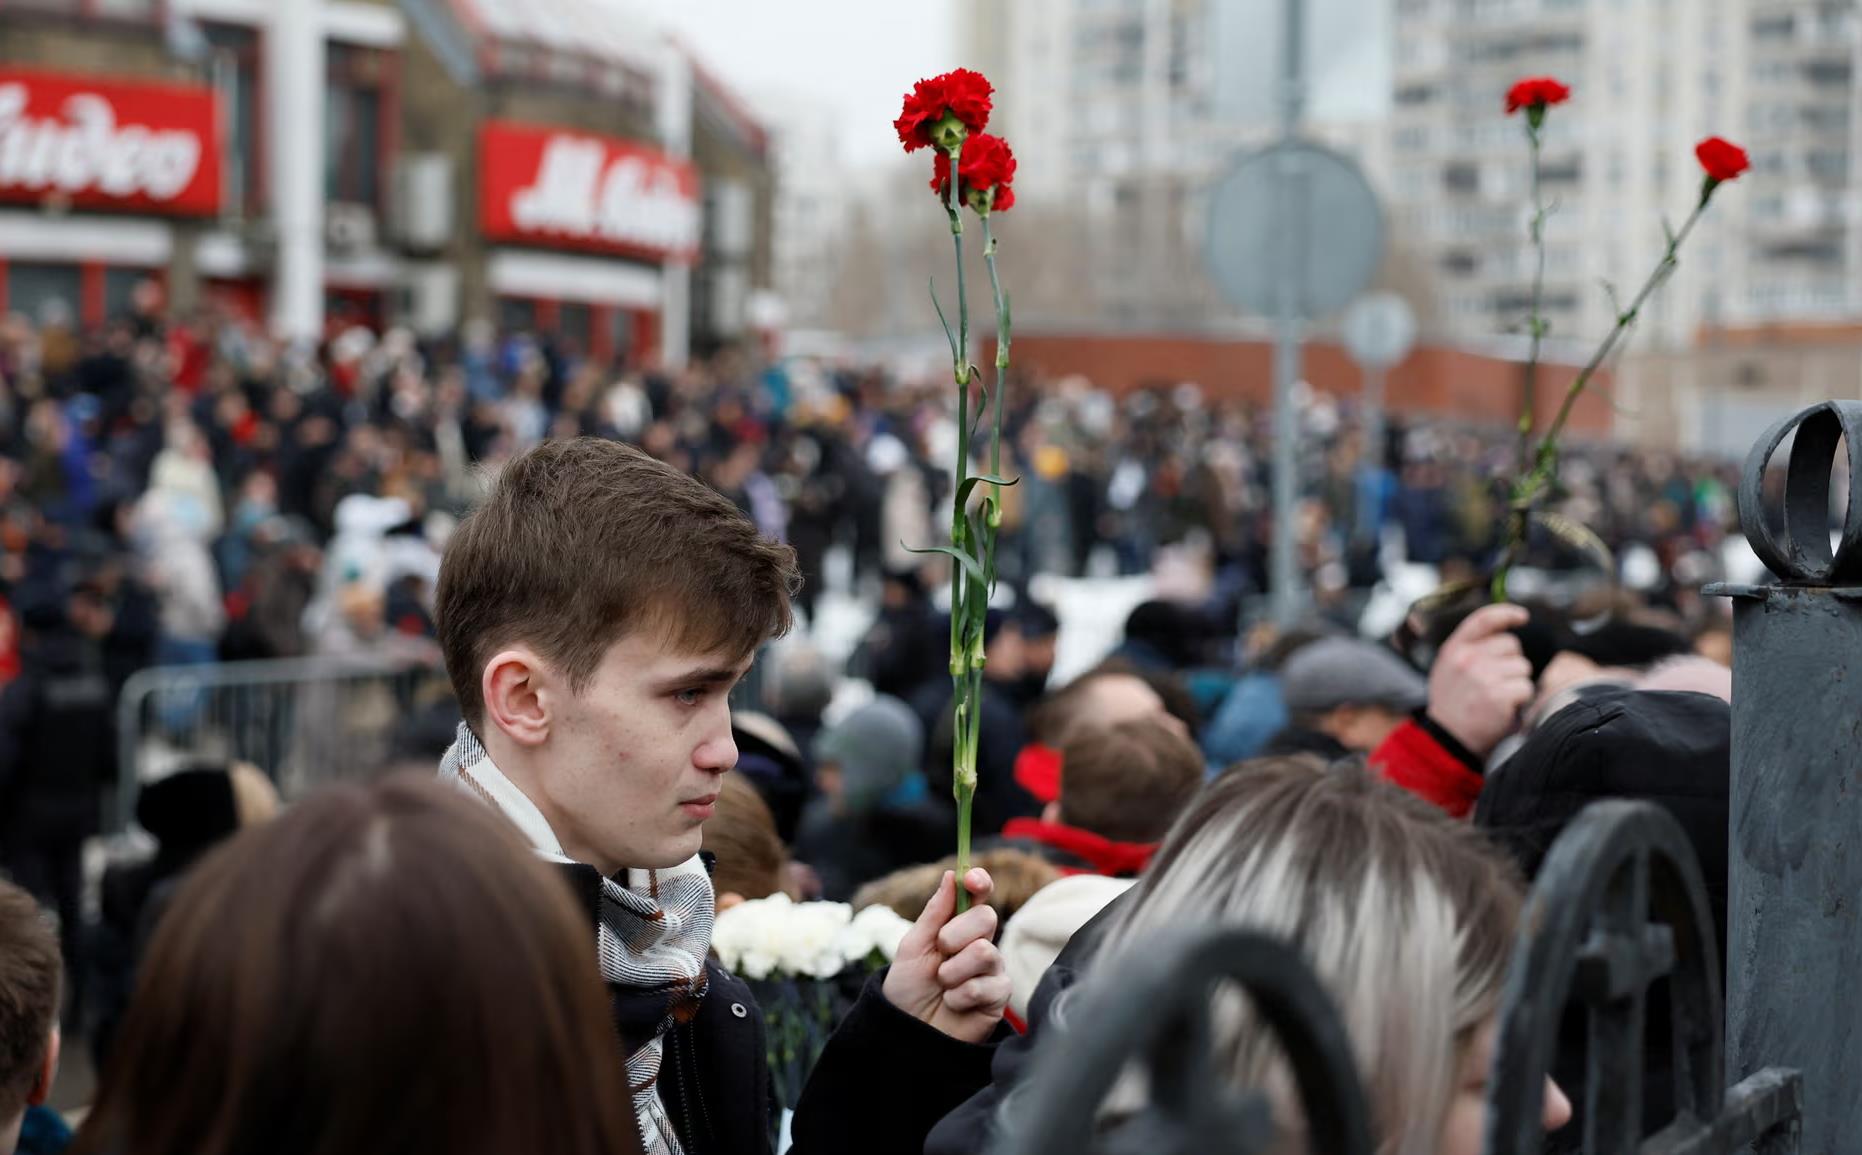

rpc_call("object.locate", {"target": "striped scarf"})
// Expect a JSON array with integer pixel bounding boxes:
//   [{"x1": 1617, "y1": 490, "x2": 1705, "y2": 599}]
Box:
[{"x1": 439, "y1": 725, "x2": 712, "y2": 1155}]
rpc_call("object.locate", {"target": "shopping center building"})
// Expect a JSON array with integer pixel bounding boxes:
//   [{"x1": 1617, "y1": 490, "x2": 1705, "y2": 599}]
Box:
[{"x1": 0, "y1": 0, "x2": 775, "y2": 365}]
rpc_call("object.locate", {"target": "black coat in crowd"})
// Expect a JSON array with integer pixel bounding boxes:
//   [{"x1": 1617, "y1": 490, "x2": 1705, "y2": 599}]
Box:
[
  {"x1": 925, "y1": 894, "x2": 1125, "y2": 1155},
  {"x1": 0, "y1": 616, "x2": 118, "y2": 1018}
]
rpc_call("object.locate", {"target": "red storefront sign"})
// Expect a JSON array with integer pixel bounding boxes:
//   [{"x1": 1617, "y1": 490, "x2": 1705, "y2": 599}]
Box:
[
  {"x1": 0, "y1": 69, "x2": 222, "y2": 217},
  {"x1": 480, "y1": 121, "x2": 700, "y2": 262}
]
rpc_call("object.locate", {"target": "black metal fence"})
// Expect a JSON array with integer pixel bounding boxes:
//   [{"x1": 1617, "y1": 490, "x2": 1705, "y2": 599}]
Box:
[
  {"x1": 994, "y1": 927, "x2": 1373, "y2": 1155},
  {"x1": 992, "y1": 805, "x2": 1800, "y2": 1155},
  {"x1": 1484, "y1": 802, "x2": 1798, "y2": 1155}
]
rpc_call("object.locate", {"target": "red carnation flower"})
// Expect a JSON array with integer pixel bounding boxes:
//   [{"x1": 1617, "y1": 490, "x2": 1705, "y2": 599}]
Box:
[
  {"x1": 931, "y1": 132, "x2": 1017, "y2": 214},
  {"x1": 1505, "y1": 76, "x2": 1571, "y2": 116},
  {"x1": 895, "y1": 69, "x2": 994, "y2": 153},
  {"x1": 1696, "y1": 136, "x2": 1750, "y2": 184}
]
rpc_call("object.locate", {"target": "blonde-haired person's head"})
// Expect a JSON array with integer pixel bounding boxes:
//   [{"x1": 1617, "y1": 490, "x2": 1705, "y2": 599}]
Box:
[{"x1": 1086, "y1": 756, "x2": 1568, "y2": 1155}]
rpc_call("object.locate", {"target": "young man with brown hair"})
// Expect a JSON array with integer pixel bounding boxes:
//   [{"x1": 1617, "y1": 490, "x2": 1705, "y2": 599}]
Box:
[
  {"x1": 1000, "y1": 715, "x2": 1204, "y2": 877},
  {"x1": 434, "y1": 438, "x2": 1008, "y2": 1155},
  {"x1": 0, "y1": 880, "x2": 64, "y2": 1155}
]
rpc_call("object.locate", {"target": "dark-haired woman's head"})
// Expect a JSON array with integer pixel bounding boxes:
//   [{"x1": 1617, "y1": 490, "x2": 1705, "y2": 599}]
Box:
[{"x1": 75, "y1": 777, "x2": 642, "y2": 1155}]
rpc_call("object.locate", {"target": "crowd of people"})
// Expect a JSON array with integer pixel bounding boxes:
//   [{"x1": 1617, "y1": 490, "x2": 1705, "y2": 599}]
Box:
[{"x1": 0, "y1": 293, "x2": 1751, "y2": 1155}]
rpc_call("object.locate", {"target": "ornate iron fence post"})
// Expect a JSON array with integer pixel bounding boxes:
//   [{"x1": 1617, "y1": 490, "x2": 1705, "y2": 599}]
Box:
[
  {"x1": 1708, "y1": 400, "x2": 1862, "y2": 1155},
  {"x1": 1482, "y1": 800, "x2": 1800, "y2": 1155},
  {"x1": 990, "y1": 927, "x2": 1375, "y2": 1155}
]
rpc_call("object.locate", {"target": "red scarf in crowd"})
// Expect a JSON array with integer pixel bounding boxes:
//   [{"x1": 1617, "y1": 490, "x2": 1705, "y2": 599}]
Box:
[{"x1": 999, "y1": 818, "x2": 1158, "y2": 878}]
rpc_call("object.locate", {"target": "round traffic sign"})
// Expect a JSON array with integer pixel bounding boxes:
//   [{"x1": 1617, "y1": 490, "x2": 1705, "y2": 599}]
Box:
[
  {"x1": 1205, "y1": 140, "x2": 1385, "y2": 319},
  {"x1": 1343, "y1": 292, "x2": 1418, "y2": 370}
]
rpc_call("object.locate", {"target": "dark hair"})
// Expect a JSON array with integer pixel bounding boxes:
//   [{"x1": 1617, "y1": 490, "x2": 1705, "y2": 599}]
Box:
[
  {"x1": 705, "y1": 775, "x2": 788, "y2": 901},
  {"x1": 73, "y1": 778, "x2": 644, "y2": 1155},
  {"x1": 1029, "y1": 661, "x2": 1201, "y2": 747},
  {"x1": 1058, "y1": 717, "x2": 1206, "y2": 843},
  {"x1": 436, "y1": 437, "x2": 800, "y2": 727},
  {"x1": 0, "y1": 881, "x2": 59, "y2": 1124}
]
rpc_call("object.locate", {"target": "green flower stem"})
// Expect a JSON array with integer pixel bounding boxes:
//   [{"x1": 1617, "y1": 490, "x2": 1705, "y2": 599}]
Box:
[
  {"x1": 980, "y1": 208, "x2": 1009, "y2": 599},
  {"x1": 1520, "y1": 117, "x2": 1548, "y2": 476},
  {"x1": 942, "y1": 137, "x2": 980, "y2": 914},
  {"x1": 1492, "y1": 197, "x2": 1710, "y2": 602}
]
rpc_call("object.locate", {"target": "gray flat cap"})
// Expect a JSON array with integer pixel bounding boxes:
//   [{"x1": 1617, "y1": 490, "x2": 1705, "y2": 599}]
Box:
[{"x1": 1279, "y1": 637, "x2": 1428, "y2": 715}]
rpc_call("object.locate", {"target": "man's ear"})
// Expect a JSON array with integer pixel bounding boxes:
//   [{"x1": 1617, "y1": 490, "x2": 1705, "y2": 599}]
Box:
[
  {"x1": 1315, "y1": 705, "x2": 1355, "y2": 741},
  {"x1": 27, "y1": 1025, "x2": 59, "y2": 1107},
  {"x1": 482, "y1": 646, "x2": 555, "y2": 747}
]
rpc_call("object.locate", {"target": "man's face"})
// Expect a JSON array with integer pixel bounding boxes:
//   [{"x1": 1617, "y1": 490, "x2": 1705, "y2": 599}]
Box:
[
  {"x1": 534, "y1": 631, "x2": 750, "y2": 873},
  {"x1": 1320, "y1": 704, "x2": 1408, "y2": 753},
  {"x1": 1081, "y1": 674, "x2": 1187, "y2": 740}
]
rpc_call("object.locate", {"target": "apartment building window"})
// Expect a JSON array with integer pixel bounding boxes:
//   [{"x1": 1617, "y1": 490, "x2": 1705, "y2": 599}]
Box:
[
  {"x1": 1804, "y1": 59, "x2": 1852, "y2": 86},
  {"x1": 1807, "y1": 149, "x2": 1849, "y2": 181},
  {"x1": 1762, "y1": 239, "x2": 1844, "y2": 264},
  {"x1": 1492, "y1": 289, "x2": 1578, "y2": 315},
  {"x1": 1442, "y1": 162, "x2": 1480, "y2": 194},
  {"x1": 1543, "y1": 0, "x2": 1584, "y2": 10},
  {"x1": 1751, "y1": 13, "x2": 1794, "y2": 40},
  {"x1": 1441, "y1": 251, "x2": 1480, "y2": 277},
  {"x1": 1749, "y1": 59, "x2": 1788, "y2": 86},
  {"x1": 1540, "y1": 157, "x2": 1582, "y2": 184},
  {"x1": 1765, "y1": 240, "x2": 1839, "y2": 264},
  {"x1": 1802, "y1": 105, "x2": 1850, "y2": 133}
]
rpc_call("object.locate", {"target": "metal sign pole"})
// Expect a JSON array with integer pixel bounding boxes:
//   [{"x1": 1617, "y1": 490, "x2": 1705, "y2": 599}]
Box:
[
  {"x1": 1343, "y1": 293, "x2": 1417, "y2": 549},
  {"x1": 1269, "y1": 0, "x2": 1306, "y2": 628},
  {"x1": 1357, "y1": 365, "x2": 1386, "y2": 547}
]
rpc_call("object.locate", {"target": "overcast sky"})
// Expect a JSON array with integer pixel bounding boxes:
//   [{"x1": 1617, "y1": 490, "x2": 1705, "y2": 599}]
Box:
[{"x1": 652, "y1": 0, "x2": 959, "y2": 170}]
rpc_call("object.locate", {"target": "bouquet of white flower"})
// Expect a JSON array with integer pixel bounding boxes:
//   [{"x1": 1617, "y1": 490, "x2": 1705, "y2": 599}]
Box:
[
  {"x1": 713, "y1": 894, "x2": 913, "y2": 980},
  {"x1": 711, "y1": 896, "x2": 916, "y2": 1118}
]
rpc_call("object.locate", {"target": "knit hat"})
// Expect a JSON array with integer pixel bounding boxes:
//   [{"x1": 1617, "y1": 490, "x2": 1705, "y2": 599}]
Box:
[
  {"x1": 813, "y1": 696, "x2": 925, "y2": 814},
  {"x1": 1279, "y1": 637, "x2": 1428, "y2": 716}
]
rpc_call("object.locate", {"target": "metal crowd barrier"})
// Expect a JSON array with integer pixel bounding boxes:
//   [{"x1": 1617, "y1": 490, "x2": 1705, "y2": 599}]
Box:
[{"x1": 113, "y1": 653, "x2": 458, "y2": 831}]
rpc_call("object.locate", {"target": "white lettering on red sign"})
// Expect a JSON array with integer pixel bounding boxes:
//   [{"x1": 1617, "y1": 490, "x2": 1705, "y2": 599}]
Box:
[
  {"x1": 511, "y1": 135, "x2": 700, "y2": 255},
  {"x1": 0, "y1": 84, "x2": 202, "y2": 202}
]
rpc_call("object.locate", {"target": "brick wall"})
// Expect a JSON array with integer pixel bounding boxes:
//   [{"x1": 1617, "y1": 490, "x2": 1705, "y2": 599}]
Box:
[{"x1": 988, "y1": 331, "x2": 1615, "y2": 435}]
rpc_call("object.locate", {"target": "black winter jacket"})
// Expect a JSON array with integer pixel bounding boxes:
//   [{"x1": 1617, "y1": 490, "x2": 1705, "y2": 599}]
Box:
[
  {"x1": 556, "y1": 862, "x2": 1000, "y2": 1155},
  {"x1": 925, "y1": 893, "x2": 1125, "y2": 1154},
  {"x1": 0, "y1": 629, "x2": 116, "y2": 839}
]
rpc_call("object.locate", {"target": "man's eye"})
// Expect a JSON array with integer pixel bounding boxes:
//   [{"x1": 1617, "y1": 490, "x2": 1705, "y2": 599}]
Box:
[{"x1": 675, "y1": 688, "x2": 706, "y2": 707}]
